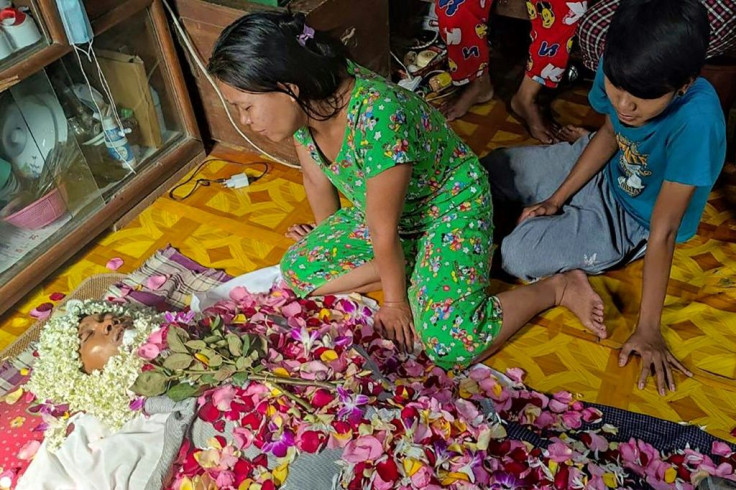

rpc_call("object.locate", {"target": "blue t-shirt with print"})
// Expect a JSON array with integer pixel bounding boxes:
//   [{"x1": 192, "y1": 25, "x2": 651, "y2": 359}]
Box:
[{"x1": 588, "y1": 62, "x2": 726, "y2": 242}]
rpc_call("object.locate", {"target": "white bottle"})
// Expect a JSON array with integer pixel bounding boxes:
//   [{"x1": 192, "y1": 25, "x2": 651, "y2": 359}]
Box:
[{"x1": 102, "y1": 116, "x2": 136, "y2": 169}]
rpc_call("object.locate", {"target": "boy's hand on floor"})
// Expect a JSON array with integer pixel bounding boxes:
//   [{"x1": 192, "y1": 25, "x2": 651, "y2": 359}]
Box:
[
  {"x1": 375, "y1": 301, "x2": 416, "y2": 354},
  {"x1": 285, "y1": 223, "x2": 315, "y2": 241},
  {"x1": 619, "y1": 328, "x2": 693, "y2": 396},
  {"x1": 519, "y1": 200, "x2": 560, "y2": 224}
]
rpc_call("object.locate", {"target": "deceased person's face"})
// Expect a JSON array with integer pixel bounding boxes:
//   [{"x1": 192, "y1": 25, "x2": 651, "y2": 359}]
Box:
[{"x1": 78, "y1": 313, "x2": 133, "y2": 373}]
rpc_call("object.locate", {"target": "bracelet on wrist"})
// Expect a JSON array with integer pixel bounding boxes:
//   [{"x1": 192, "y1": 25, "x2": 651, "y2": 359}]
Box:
[{"x1": 383, "y1": 300, "x2": 408, "y2": 306}]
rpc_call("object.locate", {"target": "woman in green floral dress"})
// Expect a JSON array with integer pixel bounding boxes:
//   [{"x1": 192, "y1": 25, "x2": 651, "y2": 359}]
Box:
[{"x1": 208, "y1": 12, "x2": 606, "y2": 370}]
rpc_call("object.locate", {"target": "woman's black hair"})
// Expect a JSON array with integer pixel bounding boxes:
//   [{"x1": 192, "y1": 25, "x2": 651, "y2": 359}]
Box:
[
  {"x1": 603, "y1": 0, "x2": 709, "y2": 99},
  {"x1": 208, "y1": 11, "x2": 350, "y2": 120}
]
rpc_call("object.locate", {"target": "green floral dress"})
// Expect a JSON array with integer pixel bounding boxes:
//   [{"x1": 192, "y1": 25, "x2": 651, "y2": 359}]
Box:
[{"x1": 280, "y1": 62, "x2": 502, "y2": 369}]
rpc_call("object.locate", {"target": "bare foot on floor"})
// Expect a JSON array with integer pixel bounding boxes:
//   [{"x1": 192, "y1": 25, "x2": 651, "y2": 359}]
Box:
[
  {"x1": 555, "y1": 270, "x2": 607, "y2": 338},
  {"x1": 441, "y1": 74, "x2": 494, "y2": 121},
  {"x1": 510, "y1": 92, "x2": 558, "y2": 144},
  {"x1": 556, "y1": 124, "x2": 591, "y2": 143}
]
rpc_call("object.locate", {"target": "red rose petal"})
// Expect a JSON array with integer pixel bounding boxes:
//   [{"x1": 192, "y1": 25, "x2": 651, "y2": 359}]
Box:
[
  {"x1": 30, "y1": 302, "x2": 54, "y2": 319},
  {"x1": 234, "y1": 459, "x2": 253, "y2": 477},
  {"x1": 213, "y1": 419, "x2": 226, "y2": 432},
  {"x1": 554, "y1": 464, "x2": 570, "y2": 489},
  {"x1": 376, "y1": 458, "x2": 399, "y2": 482},
  {"x1": 198, "y1": 402, "x2": 221, "y2": 423},
  {"x1": 297, "y1": 430, "x2": 324, "y2": 453},
  {"x1": 311, "y1": 388, "x2": 335, "y2": 408},
  {"x1": 49, "y1": 292, "x2": 66, "y2": 301}
]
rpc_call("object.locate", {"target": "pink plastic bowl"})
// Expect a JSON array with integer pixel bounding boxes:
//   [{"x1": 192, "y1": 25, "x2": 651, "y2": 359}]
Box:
[{"x1": 3, "y1": 187, "x2": 67, "y2": 230}]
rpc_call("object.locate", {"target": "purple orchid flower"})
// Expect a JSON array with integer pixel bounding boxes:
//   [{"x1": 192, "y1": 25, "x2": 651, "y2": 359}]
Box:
[
  {"x1": 489, "y1": 471, "x2": 524, "y2": 489},
  {"x1": 129, "y1": 397, "x2": 145, "y2": 411},
  {"x1": 262, "y1": 428, "x2": 296, "y2": 458},
  {"x1": 333, "y1": 335, "x2": 352, "y2": 348},
  {"x1": 337, "y1": 386, "x2": 370, "y2": 423},
  {"x1": 164, "y1": 310, "x2": 196, "y2": 325},
  {"x1": 291, "y1": 326, "x2": 319, "y2": 357}
]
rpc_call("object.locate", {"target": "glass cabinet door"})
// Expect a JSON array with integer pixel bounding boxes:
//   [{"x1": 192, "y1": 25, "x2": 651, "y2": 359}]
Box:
[
  {"x1": 47, "y1": 6, "x2": 186, "y2": 199},
  {"x1": 0, "y1": 69, "x2": 105, "y2": 279},
  {"x1": 0, "y1": 0, "x2": 53, "y2": 71},
  {"x1": 0, "y1": 5, "x2": 189, "y2": 283}
]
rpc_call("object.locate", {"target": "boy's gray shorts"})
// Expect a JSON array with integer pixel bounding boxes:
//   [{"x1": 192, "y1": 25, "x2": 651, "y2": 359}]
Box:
[{"x1": 481, "y1": 134, "x2": 649, "y2": 282}]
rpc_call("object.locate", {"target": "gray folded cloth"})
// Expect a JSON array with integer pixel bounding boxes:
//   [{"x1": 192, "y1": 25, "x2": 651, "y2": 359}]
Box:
[{"x1": 144, "y1": 396, "x2": 198, "y2": 490}]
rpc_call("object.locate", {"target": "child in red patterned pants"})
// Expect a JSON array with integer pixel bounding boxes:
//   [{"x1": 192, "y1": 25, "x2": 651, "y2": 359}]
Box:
[
  {"x1": 435, "y1": 0, "x2": 495, "y2": 121},
  {"x1": 511, "y1": 0, "x2": 588, "y2": 143},
  {"x1": 435, "y1": 0, "x2": 588, "y2": 141}
]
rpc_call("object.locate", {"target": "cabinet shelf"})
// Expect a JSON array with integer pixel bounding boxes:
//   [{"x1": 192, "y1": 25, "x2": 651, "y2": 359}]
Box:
[{"x1": 0, "y1": 0, "x2": 204, "y2": 316}]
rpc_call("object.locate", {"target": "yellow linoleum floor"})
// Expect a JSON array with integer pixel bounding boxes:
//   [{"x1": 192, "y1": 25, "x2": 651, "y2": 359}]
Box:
[{"x1": 2, "y1": 87, "x2": 735, "y2": 442}]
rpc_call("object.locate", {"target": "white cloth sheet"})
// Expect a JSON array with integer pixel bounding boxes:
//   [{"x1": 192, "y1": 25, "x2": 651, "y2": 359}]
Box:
[{"x1": 17, "y1": 412, "x2": 170, "y2": 490}]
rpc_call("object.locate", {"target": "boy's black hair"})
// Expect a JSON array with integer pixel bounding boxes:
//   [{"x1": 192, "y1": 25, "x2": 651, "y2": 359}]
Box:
[
  {"x1": 603, "y1": 0, "x2": 709, "y2": 99},
  {"x1": 208, "y1": 11, "x2": 349, "y2": 120}
]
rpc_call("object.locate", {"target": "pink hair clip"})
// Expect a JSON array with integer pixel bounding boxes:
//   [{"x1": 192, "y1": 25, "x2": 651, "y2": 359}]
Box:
[{"x1": 297, "y1": 25, "x2": 315, "y2": 46}]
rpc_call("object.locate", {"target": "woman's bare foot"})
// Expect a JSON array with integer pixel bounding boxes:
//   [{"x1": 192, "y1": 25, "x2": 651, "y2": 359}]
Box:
[
  {"x1": 441, "y1": 73, "x2": 494, "y2": 121},
  {"x1": 556, "y1": 125, "x2": 591, "y2": 143},
  {"x1": 554, "y1": 270, "x2": 607, "y2": 338},
  {"x1": 510, "y1": 91, "x2": 558, "y2": 144}
]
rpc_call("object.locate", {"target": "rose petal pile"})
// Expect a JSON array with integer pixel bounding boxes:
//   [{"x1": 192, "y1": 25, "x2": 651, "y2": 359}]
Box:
[{"x1": 163, "y1": 284, "x2": 736, "y2": 490}]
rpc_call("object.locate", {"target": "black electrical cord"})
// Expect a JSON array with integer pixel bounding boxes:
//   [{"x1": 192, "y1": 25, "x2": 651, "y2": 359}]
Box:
[{"x1": 168, "y1": 159, "x2": 270, "y2": 201}]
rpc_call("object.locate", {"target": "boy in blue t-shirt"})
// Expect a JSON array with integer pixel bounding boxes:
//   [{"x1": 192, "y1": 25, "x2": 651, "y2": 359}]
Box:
[{"x1": 482, "y1": 0, "x2": 726, "y2": 395}]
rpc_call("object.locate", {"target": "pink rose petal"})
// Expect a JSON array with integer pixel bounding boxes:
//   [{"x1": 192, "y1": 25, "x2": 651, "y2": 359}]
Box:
[
  {"x1": 147, "y1": 327, "x2": 168, "y2": 346},
  {"x1": 281, "y1": 301, "x2": 302, "y2": 318},
  {"x1": 549, "y1": 399, "x2": 569, "y2": 413},
  {"x1": 137, "y1": 343, "x2": 161, "y2": 361},
  {"x1": 562, "y1": 410, "x2": 583, "y2": 429},
  {"x1": 30, "y1": 303, "x2": 53, "y2": 320},
  {"x1": 712, "y1": 441, "x2": 732, "y2": 457},
  {"x1": 547, "y1": 441, "x2": 574, "y2": 463},
  {"x1": 146, "y1": 275, "x2": 168, "y2": 291},
  {"x1": 342, "y1": 435, "x2": 383, "y2": 463},
  {"x1": 212, "y1": 385, "x2": 236, "y2": 411},
  {"x1": 229, "y1": 286, "x2": 249, "y2": 302},
  {"x1": 49, "y1": 292, "x2": 66, "y2": 301},
  {"x1": 410, "y1": 465, "x2": 433, "y2": 488},
  {"x1": 16, "y1": 440, "x2": 40, "y2": 460},
  {"x1": 552, "y1": 391, "x2": 573, "y2": 404},
  {"x1": 715, "y1": 462, "x2": 734, "y2": 477},
  {"x1": 106, "y1": 257, "x2": 124, "y2": 270},
  {"x1": 588, "y1": 432, "x2": 610, "y2": 453},
  {"x1": 505, "y1": 367, "x2": 525, "y2": 384}
]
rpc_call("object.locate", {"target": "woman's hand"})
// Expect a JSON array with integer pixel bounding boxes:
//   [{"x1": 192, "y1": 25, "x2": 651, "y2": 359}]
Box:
[
  {"x1": 285, "y1": 223, "x2": 315, "y2": 241},
  {"x1": 619, "y1": 327, "x2": 693, "y2": 395},
  {"x1": 375, "y1": 300, "x2": 416, "y2": 353},
  {"x1": 519, "y1": 199, "x2": 560, "y2": 223}
]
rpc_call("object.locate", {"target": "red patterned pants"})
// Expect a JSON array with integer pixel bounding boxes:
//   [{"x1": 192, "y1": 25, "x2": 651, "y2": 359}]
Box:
[
  {"x1": 526, "y1": 0, "x2": 588, "y2": 87},
  {"x1": 435, "y1": 0, "x2": 493, "y2": 85},
  {"x1": 435, "y1": 0, "x2": 588, "y2": 88}
]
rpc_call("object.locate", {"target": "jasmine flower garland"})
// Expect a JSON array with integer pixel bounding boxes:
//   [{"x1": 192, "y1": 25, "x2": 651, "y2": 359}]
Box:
[{"x1": 26, "y1": 299, "x2": 163, "y2": 451}]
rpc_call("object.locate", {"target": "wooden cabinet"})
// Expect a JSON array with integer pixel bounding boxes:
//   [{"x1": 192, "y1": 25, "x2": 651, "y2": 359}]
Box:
[
  {"x1": 0, "y1": 0, "x2": 206, "y2": 315},
  {"x1": 172, "y1": 0, "x2": 390, "y2": 162}
]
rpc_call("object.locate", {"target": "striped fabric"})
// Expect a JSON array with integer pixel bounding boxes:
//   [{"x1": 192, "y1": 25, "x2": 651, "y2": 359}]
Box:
[
  {"x1": 106, "y1": 245, "x2": 232, "y2": 311},
  {"x1": 578, "y1": 0, "x2": 736, "y2": 71}
]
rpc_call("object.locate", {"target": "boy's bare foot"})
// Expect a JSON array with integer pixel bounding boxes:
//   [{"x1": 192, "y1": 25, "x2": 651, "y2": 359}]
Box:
[
  {"x1": 510, "y1": 92, "x2": 558, "y2": 144},
  {"x1": 554, "y1": 270, "x2": 607, "y2": 338},
  {"x1": 441, "y1": 74, "x2": 494, "y2": 121},
  {"x1": 556, "y1": 125, "x2": 591, "y2": 143}
]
